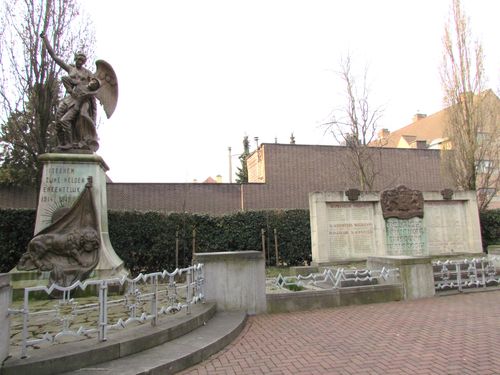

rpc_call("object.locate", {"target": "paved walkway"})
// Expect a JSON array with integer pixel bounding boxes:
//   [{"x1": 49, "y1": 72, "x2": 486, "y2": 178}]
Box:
[{"x1": 180, "y1": 290, "x2": 500, "y2": 375}]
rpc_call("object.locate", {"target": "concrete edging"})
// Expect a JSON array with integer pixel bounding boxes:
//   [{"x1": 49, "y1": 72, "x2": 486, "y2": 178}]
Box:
[{"x1": 266, "y1": 283, "x2": 403, "y2": 314}]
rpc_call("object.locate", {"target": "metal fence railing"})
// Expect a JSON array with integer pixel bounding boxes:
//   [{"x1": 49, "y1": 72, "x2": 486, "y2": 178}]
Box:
[
  {"x1": 267, "y1": 267, "x2": 399, "y2": 291},
  {"x1": 9, "y1": 264, "x2": 204, "y2": 359},
  {"x1": 433, "y1": 257, "x2": 500, "y2": 292}
]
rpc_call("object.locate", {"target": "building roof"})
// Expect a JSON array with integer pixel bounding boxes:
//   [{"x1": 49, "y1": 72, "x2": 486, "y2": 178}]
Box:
[
  {"x1": 203, "y1": 176, "x2": 217, "y2": 183},
  {"x1": 381, "y1": 108, "x2": 448, "y2": 148},
  {"x1": 377, "y1": 89, "x2": 500, "y2": 149}
]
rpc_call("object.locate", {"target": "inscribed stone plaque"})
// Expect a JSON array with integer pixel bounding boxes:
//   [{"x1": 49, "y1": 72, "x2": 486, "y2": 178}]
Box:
[
  {"x1": 36, "y1": 164, "x2": 89, "y2": 231},
  {"x1": 326, "y1": 202, "x2": 375, "y2": 258},
  {"x1": 385, "y1": 217, "x2": 425, "y2": 256},
  {"x1": 424, "y1": 201, "x2": 467, "y2": 254}
]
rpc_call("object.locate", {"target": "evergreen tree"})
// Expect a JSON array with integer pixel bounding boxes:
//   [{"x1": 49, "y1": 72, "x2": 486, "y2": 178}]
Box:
[{"x1": 235, "y1": 136, "x2": 250, "y2": 183}]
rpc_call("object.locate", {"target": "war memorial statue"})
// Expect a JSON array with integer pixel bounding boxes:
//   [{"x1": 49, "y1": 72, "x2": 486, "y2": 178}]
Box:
[
  {"x1": 39, "y1": 32, "x2": 118, "y2": 153},
  {"x1": 16, "y1": 34, "x2": 125, "y2": 286}
]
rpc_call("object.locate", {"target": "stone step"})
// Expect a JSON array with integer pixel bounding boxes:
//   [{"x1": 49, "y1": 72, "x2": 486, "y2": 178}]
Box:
[
  {"x1": 1, "y1": 303, "x2": 219, "y2": 375},
  {"x1": 61, "y1": 311, "x2": 247, "y2": 375}
]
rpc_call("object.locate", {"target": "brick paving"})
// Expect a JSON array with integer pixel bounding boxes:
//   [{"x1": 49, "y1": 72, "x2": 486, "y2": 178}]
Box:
[{"x1": 180, "y1": 290, "x2": 500, "y2": 375}]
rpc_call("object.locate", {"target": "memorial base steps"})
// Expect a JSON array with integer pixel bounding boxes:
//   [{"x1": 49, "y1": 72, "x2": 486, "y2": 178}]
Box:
[
  {"x1": 62, "y1": 310, "x2": 247, "y2": 375},
  {"x1": 1, "y1": 303, "x2": 247, "y2": 375}
]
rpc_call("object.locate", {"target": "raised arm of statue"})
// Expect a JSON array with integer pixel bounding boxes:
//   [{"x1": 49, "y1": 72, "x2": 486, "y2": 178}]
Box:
[{"x1": 40, "y1": 32, "x2": 71, "y2": 73}]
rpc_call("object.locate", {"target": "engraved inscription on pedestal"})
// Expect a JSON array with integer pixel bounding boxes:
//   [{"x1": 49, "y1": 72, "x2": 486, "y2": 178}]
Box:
[
  {"x1": 385, "y1": 217, "x2": 425, "y2": 256},
  {"x1": 36, "y1": 165, "x2": 89, "y2": 231},
  {"x1": 425, "y1": 201, "x2": 467, "y2": 254},
  {"x1": 327, "y1": 202, "x2": 375, "y2": 258}
]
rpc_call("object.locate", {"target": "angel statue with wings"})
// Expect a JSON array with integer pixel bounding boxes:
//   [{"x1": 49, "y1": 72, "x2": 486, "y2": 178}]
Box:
[{"x1": 41, "y1": 33, "x2": 118, "y2": 153}]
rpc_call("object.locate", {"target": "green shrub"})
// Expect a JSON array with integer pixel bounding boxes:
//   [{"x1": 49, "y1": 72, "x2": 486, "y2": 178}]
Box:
[
  {"x1": 108, "y1": 209, "x2": 311, "y2": 272},
  {"x1": 286, "y1": 283, "x2": 305, "y2": 291},
  {"x1": 480, "y1": 209, "x2": 500, "y2": 249},
  {"x1": 267, "y1": 210, "x2": 311, "y2": 266},
  {"x1": 0, "y1": 209, "x2": 36, "y2": 273}
]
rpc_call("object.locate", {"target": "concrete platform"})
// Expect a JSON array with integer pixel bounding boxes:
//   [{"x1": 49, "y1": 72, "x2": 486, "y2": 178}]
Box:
[{"x1": 62, "y1": 311, "x2": 247, "y2": 375}]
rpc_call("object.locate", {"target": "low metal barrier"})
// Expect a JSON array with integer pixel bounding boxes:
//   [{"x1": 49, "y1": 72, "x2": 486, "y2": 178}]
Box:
[
  {"x1": 267, "y1": 267, "x2": 399, "y2": 291},
  {"x1": 433, "y1": 257, "x2": 500, "y2": 292},
  {"x1": 9, "y1": 264, "x2": 204, "y2": 359}
]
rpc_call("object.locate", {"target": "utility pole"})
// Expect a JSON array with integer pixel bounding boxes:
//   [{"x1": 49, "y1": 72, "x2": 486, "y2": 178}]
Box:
[{"x1": 228, "y1": 146, "x2": 232, "y2": 183}]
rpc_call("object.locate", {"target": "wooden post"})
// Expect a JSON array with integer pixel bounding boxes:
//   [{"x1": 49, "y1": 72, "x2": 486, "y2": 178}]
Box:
[
  {"x1": 261, "y1": 228, "x2": 267, "y2": 266},
  {"x1": 192, "y1": 228, "x2": 196, "y2": 265},
  {"x1": 274, "y1": 228, "x2": 279, "y2": 266},
  {"x1": 175, "y1": 230, "x2": 179, "y2": 269}
]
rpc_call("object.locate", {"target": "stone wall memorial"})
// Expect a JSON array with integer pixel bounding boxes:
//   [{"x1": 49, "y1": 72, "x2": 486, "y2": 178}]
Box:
[{"x1": 310, "y1": 186, "x2": 483, "y2": 265}]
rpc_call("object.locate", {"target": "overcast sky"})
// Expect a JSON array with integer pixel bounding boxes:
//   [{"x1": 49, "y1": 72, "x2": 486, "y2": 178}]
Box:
[{"x1": 82, "y1": 0, "x2": 500, "y2": 183}]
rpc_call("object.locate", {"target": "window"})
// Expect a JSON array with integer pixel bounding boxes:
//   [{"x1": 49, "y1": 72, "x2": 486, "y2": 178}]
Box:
[{"x1": 476, "y1": 160, "x2": 493, "y2": 173}]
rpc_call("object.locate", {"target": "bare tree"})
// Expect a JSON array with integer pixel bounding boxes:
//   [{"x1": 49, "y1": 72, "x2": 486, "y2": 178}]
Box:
[
  {"x1": 0, "y1": 0, "x2": 95, "y2": 186},
  {"x1": 441, "y1": 0, "x2": 500, "y2": 210},
  {"x1": 325, "y1": 54, "x2": 384, "y2": 191}
]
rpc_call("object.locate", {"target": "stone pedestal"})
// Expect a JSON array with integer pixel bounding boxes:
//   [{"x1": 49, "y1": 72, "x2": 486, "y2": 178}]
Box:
[
  {"x1": 194, "y1": 251, "x2": 266, "y2": 314},
  {"x1": 0, "y1": 274, "x2": 11, "y2": 363},
  {"x1": 27, "y1": 153, "x2": 125, "y2": 278},
  {"x1": 367, "y1": 256, "x2": 435, "y2": 300}
]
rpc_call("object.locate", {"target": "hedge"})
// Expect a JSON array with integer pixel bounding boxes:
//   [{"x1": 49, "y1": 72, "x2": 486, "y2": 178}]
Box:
[
  {"x1": 0, "y1": 209, "x2": 36, "y2": 273},
  {"x1": 480, "y1": 209, "x2": 500, "y2": 249},
  {"x1": 0, "y1": 209, "x2": 311, "y2": 274},
  {"x1": 2, "y1": 208, "x2": 499, "y2": 275},
  {"x1": 108, "y1": 209, "x2": 312, "y2": 274}
]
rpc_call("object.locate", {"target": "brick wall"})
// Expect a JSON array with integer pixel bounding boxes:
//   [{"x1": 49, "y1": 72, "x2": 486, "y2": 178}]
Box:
[
  {"x1": 0, "y1": 144, "x2": 456, "y2": 214},
  {"x1": 107, "y1": 183, "x2": 242, "y2": 214},
  {"x1": 246, "y1": 144, "x2": 454, "y2": 209}
]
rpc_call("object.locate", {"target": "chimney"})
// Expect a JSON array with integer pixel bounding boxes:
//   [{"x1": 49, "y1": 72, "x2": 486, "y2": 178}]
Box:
[
  {"x1": 416, "y1": 140, "x2": 427, "y2": 149},
  {"x1": 412, "y1": 113, "x2": 427, "y2": 122}
]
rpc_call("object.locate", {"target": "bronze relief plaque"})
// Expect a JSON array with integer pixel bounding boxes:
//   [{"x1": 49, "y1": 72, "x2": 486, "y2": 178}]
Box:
[{"x1": 380, "y1": 185, "x2": 424, "y2": 220}]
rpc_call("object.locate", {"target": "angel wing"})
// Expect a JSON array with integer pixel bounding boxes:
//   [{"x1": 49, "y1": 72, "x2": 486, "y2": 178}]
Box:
[{"x1": 94, "y1": 60, "x2": 119, "y2": 118}]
